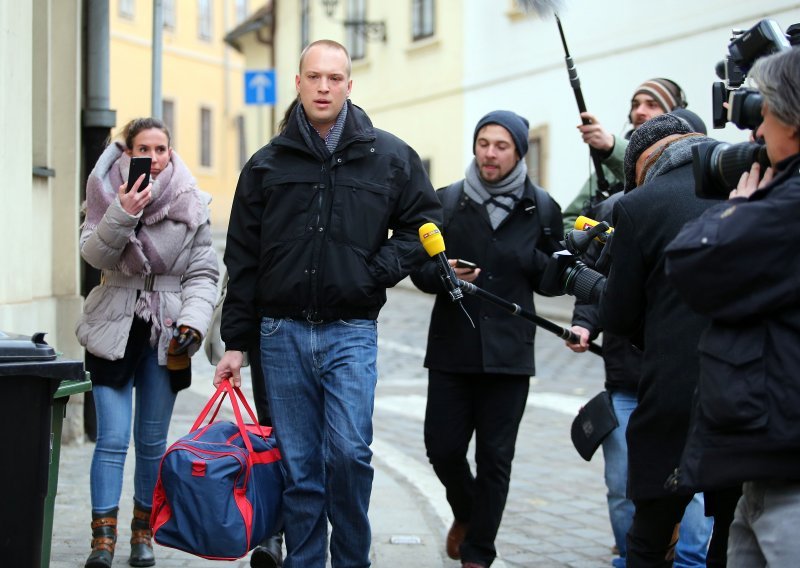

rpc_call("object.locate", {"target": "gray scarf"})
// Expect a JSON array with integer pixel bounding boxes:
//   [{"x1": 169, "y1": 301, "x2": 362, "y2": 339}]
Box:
[
  {"x1": 642, "y1": 134, "x2": 710, "y2": 186},
  {"x1": 463, "y1": 158, "x2": 527, "y2": 229}
]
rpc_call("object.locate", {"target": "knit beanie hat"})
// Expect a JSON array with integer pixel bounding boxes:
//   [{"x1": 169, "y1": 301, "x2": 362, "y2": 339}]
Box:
[
  {"x1": 670, "y1": 108, "x2": 707, "y2": 135},
  {"x1": 624, "y1": 113, "x2": 692, "y2": 191},
  {"x1": 633, "y1": 78, "x2": 687, "y2": 112},
  {"x1": 473, "y1": 110, "x2": 530, "y2": 157}
]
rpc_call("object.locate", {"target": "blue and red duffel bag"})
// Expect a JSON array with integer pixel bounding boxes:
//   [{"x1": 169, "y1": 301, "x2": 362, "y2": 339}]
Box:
[{"x1": 151, "y1": 380, "x2": 283, "y2": 560}]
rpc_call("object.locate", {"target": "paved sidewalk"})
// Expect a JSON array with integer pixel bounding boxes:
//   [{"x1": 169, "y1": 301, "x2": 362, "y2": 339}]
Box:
[{"x1": 50, "y1": 290, "x2": 617, "y2": 567}]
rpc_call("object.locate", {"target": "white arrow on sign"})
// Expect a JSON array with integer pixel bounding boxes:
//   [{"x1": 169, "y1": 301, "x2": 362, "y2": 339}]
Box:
[{"x1": 248, "y1": 73, "x2": 273, "y2": 103}]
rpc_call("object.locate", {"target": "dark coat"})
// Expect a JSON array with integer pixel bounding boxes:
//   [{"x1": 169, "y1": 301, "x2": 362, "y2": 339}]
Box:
[
  {"x1": 221, "y1": 101, "x2": 441, "y2": 350},
  {"x1": 598, "y1": 162, "x2": 715, "y2": 500},
  {"x1": 665, "y1": 153, "x2": 800, "y2": 490},
  {"x1": 411, "y1": 178, "x2": 563, "y2": 376},
  {"x1": 571, "y1": 191, "x2": 641, "y2": 394}
]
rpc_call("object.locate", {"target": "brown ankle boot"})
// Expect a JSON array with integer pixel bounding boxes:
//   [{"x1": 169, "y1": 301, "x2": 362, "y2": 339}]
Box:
[
  {"x1": 85, "y1": 509, "x2": 118, "y2": 568},
  {"x1": 129, "y1": 505, "x2": 155, "y2": 567}
]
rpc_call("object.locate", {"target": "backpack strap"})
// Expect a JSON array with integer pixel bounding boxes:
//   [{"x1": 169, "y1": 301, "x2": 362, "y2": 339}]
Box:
[
  {"x1": 530, "y1": 183, "x2": 554, "y2": 238},
  {"x1": 437, "y1": 180, "x2": 465, "y2": 228}
]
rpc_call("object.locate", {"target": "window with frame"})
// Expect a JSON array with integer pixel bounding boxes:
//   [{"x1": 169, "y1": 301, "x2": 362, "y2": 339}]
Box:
[
  {"x1": 412, "y1": 0, "x2": 435, "y2": 41},
  {"x1": 200, "y1": 107, "x2": 212, "y2": 167},
  {"x1": 525, "y1": 125, "x2": 549, "y2": 188},
  {"x1": 162, "y1": 99, "x2": 176, "y2": 147},
  {"x1": 198, "y1": 0, "x2": 213, "y2": 41},
  {"x1": 300, "y1": 0, "x2": 310, "y2": 50},
  {"x1": 346, "y1": 0, "x2": 366, "y2": 61},
  {"x1": 119, "y1": 0, "x2": 135, "y2": 19},
  {"x1": 162, "y1": 0, "x2": 176, "y2": 29}
]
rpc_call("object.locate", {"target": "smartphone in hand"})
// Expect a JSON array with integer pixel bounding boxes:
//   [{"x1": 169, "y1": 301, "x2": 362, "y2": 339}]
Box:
[
  {"x1": 126, "y1": 157, "x2": 152, "y2": 193},
  {"x1": 455, "y1": 259, "x2": 478, "y2": 271}
]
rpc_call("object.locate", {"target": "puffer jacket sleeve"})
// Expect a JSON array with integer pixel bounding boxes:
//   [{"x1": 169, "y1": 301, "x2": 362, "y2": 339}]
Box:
[
  {"x1": 177, "y1": 219, "x2": 219, "y2": 336},
  {"x1": 368, "y1": 146, "x2": 442, "y2": 288},
  {"x1": 80, "y1": 199, "x2": 141, "y2": 269}
]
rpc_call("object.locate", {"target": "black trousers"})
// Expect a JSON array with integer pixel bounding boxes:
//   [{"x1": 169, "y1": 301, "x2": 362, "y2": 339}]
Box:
[
  {"x1": 424, "y1": 370, "x2": 529, "y2": 566},
  {"x1": 628, "y1": 487, "x2": 742, "y2": 568}
]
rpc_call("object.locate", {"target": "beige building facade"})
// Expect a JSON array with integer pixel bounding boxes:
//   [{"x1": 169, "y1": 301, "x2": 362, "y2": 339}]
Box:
[{"x1": 109, "y1": 0, "x2": 249, "y2": 227}]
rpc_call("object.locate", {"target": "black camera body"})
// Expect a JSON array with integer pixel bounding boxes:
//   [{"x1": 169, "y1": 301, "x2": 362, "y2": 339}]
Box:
[
  {"x1": 541, "y1": 222, "x2": 610, "y2": 303},
  {"x1": 697, "y1": 18, "x2": 797, "y2": 199},
  {"x1": 712, "y1": 19, "x2": 792, "y2": 130}
]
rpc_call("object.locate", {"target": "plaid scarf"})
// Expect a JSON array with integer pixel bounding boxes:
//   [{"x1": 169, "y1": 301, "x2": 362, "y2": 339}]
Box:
[{"x1": 463, "y1": 158, "x2": 527, "y2": 229}]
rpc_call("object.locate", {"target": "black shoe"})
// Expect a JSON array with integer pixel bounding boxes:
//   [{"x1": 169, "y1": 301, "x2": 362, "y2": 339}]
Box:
[{"x1": 250, "y1": 533, "x2": 283, "y2": 568}]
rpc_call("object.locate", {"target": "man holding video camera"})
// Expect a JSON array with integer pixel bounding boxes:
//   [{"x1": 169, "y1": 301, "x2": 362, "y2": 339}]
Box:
[
  {"x1": 561, "y1": 78, "x2": 689, "y2": 232},
  {"x1": 665, "y1": 46, "x2": 800, "y2": 566},
  {"x1": 411, "y1": 110, "x2": 563, "y2": 568},
  {"x1": 567, "y1": 110, "x2": 713, "y2": 567},
  {"x1": 562, "y1": 112, "x2": 730, "y2": 567}
]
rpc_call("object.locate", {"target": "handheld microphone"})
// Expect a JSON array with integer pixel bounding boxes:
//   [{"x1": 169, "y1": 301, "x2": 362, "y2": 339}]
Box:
[
  {"x1": 419, "y1": 222, "x2": 464, "y2": 303},
  {"x1": 574, "y1": 215, "x2": 614, "y2": 242}
]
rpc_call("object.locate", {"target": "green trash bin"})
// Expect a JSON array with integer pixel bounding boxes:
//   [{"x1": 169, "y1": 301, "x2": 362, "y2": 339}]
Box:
[
  {"x1": 0, "y1": 331, "x2": 87, "y2": 568},
  {"x1": 41, "y1": 374, "x2": 92, "y2": 568}
]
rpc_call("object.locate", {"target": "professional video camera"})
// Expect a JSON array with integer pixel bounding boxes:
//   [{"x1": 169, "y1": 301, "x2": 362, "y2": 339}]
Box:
[
  {"x1": 694, "y1": 19, "x2": 799, "y2": 199},
  {"x1": 540, "y1": 218, "x2": 610, "y2": 304}
]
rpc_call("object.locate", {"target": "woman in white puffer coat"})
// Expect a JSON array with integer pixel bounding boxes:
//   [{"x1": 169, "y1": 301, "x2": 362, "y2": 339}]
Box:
[{"x1": 76, "y1": 117, "x2": 219, "y2": 568}]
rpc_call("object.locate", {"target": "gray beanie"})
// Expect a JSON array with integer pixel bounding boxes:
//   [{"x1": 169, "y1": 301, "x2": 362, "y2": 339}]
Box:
[
  {"x1": 473, "y1": 110, "x2": 530, "y2": 157},
  {"x1": 624, "y1": 113, "x2": 692, "y2": 191}
]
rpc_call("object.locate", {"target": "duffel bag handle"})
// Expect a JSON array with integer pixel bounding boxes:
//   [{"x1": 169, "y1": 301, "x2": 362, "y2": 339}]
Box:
[{"x1": 190, "y1": 381, "x2": 264, "y2": 454}]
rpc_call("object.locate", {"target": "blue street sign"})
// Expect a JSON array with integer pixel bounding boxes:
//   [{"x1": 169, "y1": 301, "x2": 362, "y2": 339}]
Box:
[{"x1": 244, "y1": 70, "x2": 276, "y2": 105}]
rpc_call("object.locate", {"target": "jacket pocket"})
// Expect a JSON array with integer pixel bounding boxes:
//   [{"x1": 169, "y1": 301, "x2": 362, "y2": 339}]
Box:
[
  {"x1": 697, "y1": 324, "x2": 767, "y2": 431},
  {"x1": 329, "y1": 181, "x2": 395, "y2": 252}
]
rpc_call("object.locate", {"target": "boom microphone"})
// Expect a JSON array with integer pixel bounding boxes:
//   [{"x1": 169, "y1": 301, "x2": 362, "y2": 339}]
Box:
[
  {"x1": 419, "y1": 222, "x2": 463, "y2": 303},
  {"x1": 514, "y1": 0, "x2": 565, "y2": 17}
]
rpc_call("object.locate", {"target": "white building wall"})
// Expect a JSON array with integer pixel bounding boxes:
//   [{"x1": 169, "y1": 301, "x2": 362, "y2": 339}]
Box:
[{"x1": 462, "y1": 0, "x2": 800, "y2": 206}]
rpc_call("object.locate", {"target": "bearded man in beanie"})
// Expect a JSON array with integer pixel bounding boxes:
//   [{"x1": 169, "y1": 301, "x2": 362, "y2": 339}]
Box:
[
  {"x1": 594, "y1": 113, "x2": 739, "y2": 567},
  {"x1": 562, "y1": 77, "x2": 688, "y2": 232},
  {"x1": 412, "y1": 110, "x2": 563, "y2": 568}
]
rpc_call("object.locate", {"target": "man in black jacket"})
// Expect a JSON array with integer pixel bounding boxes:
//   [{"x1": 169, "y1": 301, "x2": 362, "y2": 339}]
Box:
[
  {"x1": 567, "y1": 109, "x2": 713, "y2": 568},
  {"x1": 411, "y1": 110, "x2": 563, "y2": 568},
  {"x1": 214, "y1": 39, "x2": 441, "y2": 568},
  {"x1": 595, "y1": 113, "x2": 741, "y2": 567}
]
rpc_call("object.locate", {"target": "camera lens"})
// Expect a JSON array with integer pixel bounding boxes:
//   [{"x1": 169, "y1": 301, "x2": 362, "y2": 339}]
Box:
[
  {"x1": 562, "y1": 262, "x2": 605, "y2": 304},
  {"x1": 693, "y1": 141, "x2": 769, "y2": 199},
  {"x1": 730, "y1": 88, "x2": 764, "y2": 130}
]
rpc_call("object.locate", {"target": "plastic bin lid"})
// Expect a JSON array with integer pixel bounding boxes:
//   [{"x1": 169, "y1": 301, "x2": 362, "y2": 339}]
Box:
[{"x1": 0, "y1": 331, "x2": 57, "y2": 363}]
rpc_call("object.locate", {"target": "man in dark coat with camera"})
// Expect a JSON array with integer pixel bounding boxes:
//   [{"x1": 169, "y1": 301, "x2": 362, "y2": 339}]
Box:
[
  {"x1": 594, "y1": 113, "x2": 736, "y2": 566},
  {"x1": 411, "y1": 110, "x2": 563, "y2": 568},
  {"x1": 665, "y1": 46, "x2": 800, "y2": 566}
]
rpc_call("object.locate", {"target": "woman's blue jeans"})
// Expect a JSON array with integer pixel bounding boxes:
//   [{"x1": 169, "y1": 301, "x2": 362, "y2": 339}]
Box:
[
  {"x1": 90, "y1": 344, "x2": 177, "y2": 513},
  {"x1": 260, "y1": 317, "x2": 377, "y2": 568}
]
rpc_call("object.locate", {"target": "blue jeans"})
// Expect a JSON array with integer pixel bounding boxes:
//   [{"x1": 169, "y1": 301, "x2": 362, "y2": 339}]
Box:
[
  {"x1": 90, "y1": 344, "x2": 177, "y2": 513},
  {"x1": 260, "y1": 317, "x2": 378, "y2": 568},
  {"x1": 604, "y1": 391, "x2": 712, "y2": 567},
  {"x1": 603, "y1": 390, "x2": 637, "y2": 567}
]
